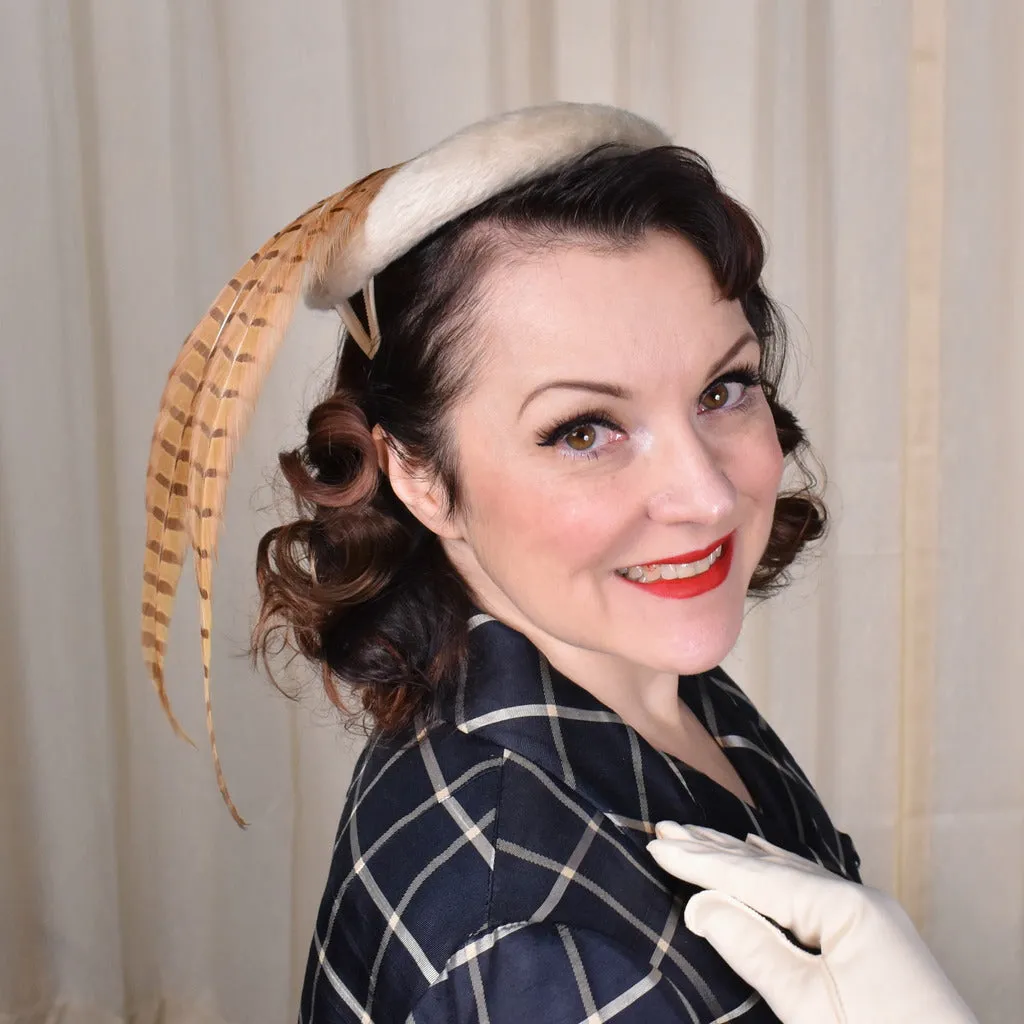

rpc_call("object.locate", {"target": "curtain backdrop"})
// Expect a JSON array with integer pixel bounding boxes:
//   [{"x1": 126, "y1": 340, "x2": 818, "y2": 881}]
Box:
[{"x1": 2, "y1": 1, "x2": 1020, "y2": 1021}]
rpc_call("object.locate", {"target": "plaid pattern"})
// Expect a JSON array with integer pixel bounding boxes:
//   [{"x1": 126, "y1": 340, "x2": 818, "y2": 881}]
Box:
[{"x1": 299, "y1": 614, "x2": 861, "y2": 1023}]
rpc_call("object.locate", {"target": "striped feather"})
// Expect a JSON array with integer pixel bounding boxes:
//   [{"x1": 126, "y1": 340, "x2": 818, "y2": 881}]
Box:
[{"x1": 142, "y1": 165, "x2": 399, "y2": 826}]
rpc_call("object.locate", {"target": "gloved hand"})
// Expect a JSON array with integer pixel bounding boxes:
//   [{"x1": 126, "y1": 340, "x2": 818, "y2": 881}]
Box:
[{"x1": 647, "y1": 823, "x2": 977, "y2": 1024}]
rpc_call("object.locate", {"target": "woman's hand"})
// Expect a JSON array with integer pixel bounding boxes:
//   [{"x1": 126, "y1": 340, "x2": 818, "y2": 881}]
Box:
[{"x1": 648, "y1": 823, "x2": 977, "y2": 1024}]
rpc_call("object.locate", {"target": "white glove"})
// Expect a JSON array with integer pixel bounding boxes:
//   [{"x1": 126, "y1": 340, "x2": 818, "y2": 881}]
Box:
[{"x1": 647, "y1": 823, "x2": 977, "y2": 1024}]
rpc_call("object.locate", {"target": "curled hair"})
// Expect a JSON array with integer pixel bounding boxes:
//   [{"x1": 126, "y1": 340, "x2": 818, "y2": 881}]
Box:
[{"x1": 253, "y1": 145, "x2": 827, "y2": 733}]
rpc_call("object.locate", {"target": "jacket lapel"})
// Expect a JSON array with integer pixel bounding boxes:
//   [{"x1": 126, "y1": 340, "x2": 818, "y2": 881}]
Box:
[{"x1": 439, "y1": 615, "x2": 859, "y2": 881}]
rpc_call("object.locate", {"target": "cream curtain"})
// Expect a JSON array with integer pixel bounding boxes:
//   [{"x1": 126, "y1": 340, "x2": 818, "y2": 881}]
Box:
[{"x1": 1, "y1": 1, "x2": 1020, "y2": 1021}]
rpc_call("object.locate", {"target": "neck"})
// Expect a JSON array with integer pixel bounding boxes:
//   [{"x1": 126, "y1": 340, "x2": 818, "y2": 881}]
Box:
[{"x1": 476, "y1": 597, "x2": 687, "y2": 733}]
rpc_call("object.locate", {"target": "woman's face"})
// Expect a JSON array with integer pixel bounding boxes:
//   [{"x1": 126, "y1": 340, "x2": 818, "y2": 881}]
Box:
[{"x1": 430, "y1": 230, "x2": 784, "y2": 677}]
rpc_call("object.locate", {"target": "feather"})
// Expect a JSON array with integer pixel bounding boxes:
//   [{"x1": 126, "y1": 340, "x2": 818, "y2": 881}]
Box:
[
  {"x1": 142, "y1": 330, "x2": 216, "y2": 747},
  {"x1": 142, "y1": 165, "x2": 400, "y2": 826}
]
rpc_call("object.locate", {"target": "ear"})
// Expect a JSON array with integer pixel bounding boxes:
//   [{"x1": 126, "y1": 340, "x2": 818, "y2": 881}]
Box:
[{"x1": 371, "y1": 424, "x2": 463, "y2": 540}]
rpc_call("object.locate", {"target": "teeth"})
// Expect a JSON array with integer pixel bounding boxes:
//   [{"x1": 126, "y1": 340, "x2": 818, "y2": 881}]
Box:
[{"x1": 617, "y1": 545, "x2": 723, "y2": 583}]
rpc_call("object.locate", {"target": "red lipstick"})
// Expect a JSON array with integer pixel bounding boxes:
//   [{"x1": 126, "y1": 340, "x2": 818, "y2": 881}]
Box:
[{"x1": 617, "y1": 533, "x2": 734, "y2": 600}]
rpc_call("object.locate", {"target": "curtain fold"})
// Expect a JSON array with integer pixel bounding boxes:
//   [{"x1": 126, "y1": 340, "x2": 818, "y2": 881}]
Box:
[{"x1": 1, "y1": 2, "x2": 1019, "y2": 1021}]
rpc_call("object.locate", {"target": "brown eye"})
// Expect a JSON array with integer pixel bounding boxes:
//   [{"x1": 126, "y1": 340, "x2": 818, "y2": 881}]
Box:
[
  {"x1": 565, "y1": 425, "x2": 597, "y2": 450},
  {"x1": 540, "y1": 413, "x2": 625, "y2": 457},
  {"x1": 701, "y1": 382, "x2": 730, "y2": 411}
]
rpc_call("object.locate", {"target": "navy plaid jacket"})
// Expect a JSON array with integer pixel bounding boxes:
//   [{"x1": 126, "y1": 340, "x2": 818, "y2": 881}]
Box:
[{"x1": 299, "y1": 613, "x2": 861, "y2": 1023}]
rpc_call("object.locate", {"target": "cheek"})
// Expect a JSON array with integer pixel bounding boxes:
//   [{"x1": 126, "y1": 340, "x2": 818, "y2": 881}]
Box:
[
  {"x1": 755, "y1": 430, "x2": 785, "y2": 499},
  {"x1": 721, "y1": 409, "x2": 785, "y2": 510},
  {"x1": 703, "y1": 414, "x2": 781, "y2": 581},
  {"x1": 461, "y1": 447, "x2": 627, "y2": 573}
]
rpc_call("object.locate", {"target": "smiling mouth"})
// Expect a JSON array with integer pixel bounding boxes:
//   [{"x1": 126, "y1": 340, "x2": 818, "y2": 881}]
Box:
[
  {"x1": 615, "y1": 545, "x2": 723, "y2": 583},
  {"x1": 614, "y1": 534, "x2": 732, "y2": 584}
]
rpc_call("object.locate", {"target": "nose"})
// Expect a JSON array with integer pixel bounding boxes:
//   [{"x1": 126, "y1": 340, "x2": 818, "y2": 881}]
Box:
[{"x1": 642, "y1": 427, "x2": 737, "y2": 526}]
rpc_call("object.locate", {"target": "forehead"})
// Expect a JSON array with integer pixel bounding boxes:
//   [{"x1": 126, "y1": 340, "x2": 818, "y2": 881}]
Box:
[{"x1": 470, "y1": 231, "x2": 750, "y2": 389}]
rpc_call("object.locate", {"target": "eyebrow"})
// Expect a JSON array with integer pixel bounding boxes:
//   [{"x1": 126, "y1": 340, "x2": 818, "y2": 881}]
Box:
[
  {"x1": 706, "y1": 331, "x2": 759, "y2": 380},
  {"x1": 516, "y1": 331, "x2": 760, "y2": 419},
  {"x1": 518, "y1": 379, "x2": 632, "y2": 418}
]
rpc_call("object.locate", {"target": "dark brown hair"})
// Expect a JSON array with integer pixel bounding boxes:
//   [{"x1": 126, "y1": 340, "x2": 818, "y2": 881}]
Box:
[{"x1": 252, "y1": 145, "x2": 827, "y2": 733}]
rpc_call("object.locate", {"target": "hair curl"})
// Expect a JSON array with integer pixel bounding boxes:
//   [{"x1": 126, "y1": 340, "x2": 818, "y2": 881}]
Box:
[{"x1": 252, "y1": 145, "x2": 827, "y2": 734}]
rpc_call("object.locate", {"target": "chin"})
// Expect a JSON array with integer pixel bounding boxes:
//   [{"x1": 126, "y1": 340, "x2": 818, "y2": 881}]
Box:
[
  {"x1": 650, "y1": 636, "x2": 738, "y2": 677},
  {"x1": 618, "y1": 604, "x2": 745, "y2": 676}
]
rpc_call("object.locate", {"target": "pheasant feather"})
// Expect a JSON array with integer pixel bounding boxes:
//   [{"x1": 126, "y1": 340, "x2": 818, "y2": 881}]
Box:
[{"x1": 142, "y1": 166, "x2": 399, "y2": 826}]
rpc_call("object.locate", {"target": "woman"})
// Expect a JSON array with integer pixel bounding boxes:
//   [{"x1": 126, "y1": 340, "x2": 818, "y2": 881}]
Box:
[{"x1": 144, "y1": 104, "x2": 858, "y2": 1021}]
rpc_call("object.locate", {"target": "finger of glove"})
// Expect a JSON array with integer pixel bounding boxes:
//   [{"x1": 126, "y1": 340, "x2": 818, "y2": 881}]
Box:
[
  {"x1": 744, "y1": 833, "x2": 808, "y2": 860},
  {"x1": 743, "y1": 835, "x2": 844, "y2": 881},
  {"x1": 655, "y1": 824, "x2": 838, "y2": 884},
  {"x1": 685, "y1": 891, "x2": 844, "y2": 1024},
  {"x1": 649, "y1": 837, "x2": 854, "y2": 948}
]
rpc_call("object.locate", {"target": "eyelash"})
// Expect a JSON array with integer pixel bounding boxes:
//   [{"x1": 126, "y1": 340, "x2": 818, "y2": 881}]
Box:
[{"x1": 536, "y1": 364, "x2": 764, "y2": 460}]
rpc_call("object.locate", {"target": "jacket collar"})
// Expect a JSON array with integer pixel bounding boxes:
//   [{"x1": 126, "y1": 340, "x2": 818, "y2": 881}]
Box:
[{"x1": 435, "y1": 613, "x2": 859, "y2": 880}]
